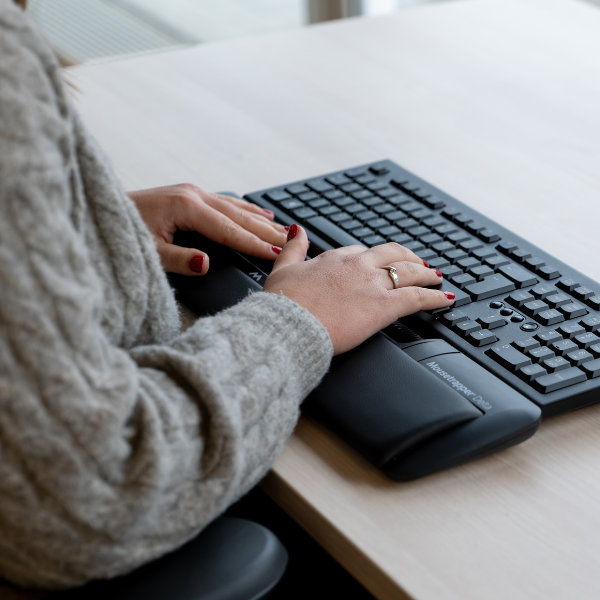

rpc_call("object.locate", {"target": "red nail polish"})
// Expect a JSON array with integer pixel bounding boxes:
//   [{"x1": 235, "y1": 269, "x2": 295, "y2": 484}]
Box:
[
  {"x1": 189, "y1": 255, "x2": 204, "y2": 273},
  {"x1": 262, "y1": 208, "x2": 274, "y2": 217},
  {"x1": 284, "y1": 226, "x2": 290, "y2": 231},
  {"x1": 434, "y1": 268, "x2": 443, "y2": 278},
  {"x1": 422, "y1": 259, "x2": 430, "y2": 268},
  {"x1": 443, "y1": 291, "x2": 455, "y2": 300},
  {"x1": 287, "y1": 224, "x2": 299, "y2": 241},
  {"x1": 271, "y1": 246, "x2": 282, "y2": 255}
]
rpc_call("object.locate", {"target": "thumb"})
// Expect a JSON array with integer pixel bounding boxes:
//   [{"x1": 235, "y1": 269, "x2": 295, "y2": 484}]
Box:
[
  {"x1": 270, "y1": 224, "x2": 309, "y2": 273},
  {"x1": 157, "y1": 241, "x2": 210, "y2": 276}
]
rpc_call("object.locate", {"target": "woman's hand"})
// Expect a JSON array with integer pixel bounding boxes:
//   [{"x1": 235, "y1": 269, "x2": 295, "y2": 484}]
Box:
[
  {"x1": 128, "y1": 184, "x2": 288, "y2": 275},
  {"x1": 263, "y1": 225, "x2": 455, "y2": 355}
]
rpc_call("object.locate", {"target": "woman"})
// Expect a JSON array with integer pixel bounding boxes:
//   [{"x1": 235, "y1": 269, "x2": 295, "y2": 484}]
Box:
[{"x1": 0, "y1": 0, "x2": 454, "y2": 594}]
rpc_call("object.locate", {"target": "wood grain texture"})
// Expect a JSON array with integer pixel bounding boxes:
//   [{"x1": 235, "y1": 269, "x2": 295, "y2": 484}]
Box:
[{"x1": 71, "y1": 1, "x2": 600, "y2": 598}]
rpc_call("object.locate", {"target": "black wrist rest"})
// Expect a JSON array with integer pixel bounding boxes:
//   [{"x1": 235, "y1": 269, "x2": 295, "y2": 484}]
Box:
[{"x1": 170, "y1": 231, "x2": 541, "y2": 481}]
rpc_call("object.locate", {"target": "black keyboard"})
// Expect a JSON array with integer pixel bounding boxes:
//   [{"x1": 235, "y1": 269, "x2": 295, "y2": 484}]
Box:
[{"x1": 244, "y1": 160, "x2": 600, "y2": 419}]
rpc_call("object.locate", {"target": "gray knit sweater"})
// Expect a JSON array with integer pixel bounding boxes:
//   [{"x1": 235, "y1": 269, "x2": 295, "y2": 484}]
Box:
[{"x1": 0, "y1": 1, "x2": 332, "y2": 594}]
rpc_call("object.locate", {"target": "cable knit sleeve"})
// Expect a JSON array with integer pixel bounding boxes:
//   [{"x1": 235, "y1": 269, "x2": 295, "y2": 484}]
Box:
[{"x1": 0, "y1": 1, "x2": 332, "y2": 590}]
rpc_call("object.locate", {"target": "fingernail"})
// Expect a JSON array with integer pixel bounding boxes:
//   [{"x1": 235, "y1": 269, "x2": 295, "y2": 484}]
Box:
[
  {"x1": 271, "y1": 246, "x2": 282, "y2": 255},
  {"x1": 284, "y1": 226, "x2": 290, "y2": 231},
  {"x1": 287, "y1": 224, "x2": 299, "y2": 241},
  {"x1": 434, "y1": 268, "x2": 443, "y2": 278},
  {"x1": 189, "y1": 255, "x2": 204, "y2": 273},
  {"x1": 443, "y1": 291, "x2": 455, "y2": 300},
  {"x1": 422, "y1": 259, "x2": 430, "y2": 268},
  {"x1": 262, "y1": 208, "x2": 274, "y2": 217}
]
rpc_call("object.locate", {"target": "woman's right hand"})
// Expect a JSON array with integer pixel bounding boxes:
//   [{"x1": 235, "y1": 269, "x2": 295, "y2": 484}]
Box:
[{"x1": 263, "y1": 225, "x2": 456, "y2": 355}]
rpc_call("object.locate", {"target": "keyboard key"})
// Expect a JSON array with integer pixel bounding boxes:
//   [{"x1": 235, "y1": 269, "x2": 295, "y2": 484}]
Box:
[
  {"x1": 374, "y1": 203, "x2": 396, "y2": 215},
  {"x1": 305, "y1": 216, "x2": 362, "y2": 247},
  {"x1": 574, "y1": 332, "x2": 600, "y2": 348},
  {"x1": 408, "y1": 226, "x2": 430, "y2": 238},
  {"x1": 345, "y1": 203, "x2": 366, "y2": 214},
  {"x1": 293, "y1": 207, "x2": 318, "y2": 220},
  {"x1": 445, "y1": 249, "x2": 468, "y2": 263},
  {"x1": 352, "y1": 227, "x2": 375, "y2": 239},
  {"x1": 399, "y1": 201, "x2": 422, "y2": 213},
  {"x1": 422, "y1": 195, "x2": 445, "y2": 209},
  {"x1": 369, "y1": 163, "x2": 389, "y2": 176},
  {"x1": 367, "y1": 181, "x2": 388, "y2": 192},
  {"x1": 525, "y1": 257, "x2": 546, "y2": 271},
  {"x1": 485, "y1": 255, "x2": 510, "y2": 269},
  {"x1": 535, "y1": 330, "x2": 563, "y2": 345},
  {"x1": 469, "y1": 265, "x2": 495, "y2": 281},
  {"x1": 433, "y1": 241, "x2": 456, "y2": 254},
  {"x1": 340, "y1": 219, "x2": 363, "y2": 231},
  {"x1": 498, "y1": 264, "x2": 538, "y2": 288},
  {"x1": 396, "y1": 218, "x2": 419, "y2": 230},
  {"x1": 543, "y1": 356, "x2": 571, "y2": 373},
  {"x1": 440, "y1": 265, "x2": 462, "y2": 278},
  {"x1": 557, "y1": 278, "x2": 579, "y2": 292},
  {"x1": 557, "y1": 324, "x2": 585, "y2": 339},
  {"x1": 442, "y1": 207, "x2": 460, "y2": 219},
  {"x1": 506, "y1": 291, "x2": 535, "y2": 307},
  {"x1": 330, "y1": 211, "x2": 352, "y2": 223},
  {"x1": 528, "y1": 346, "x2": 556, "y2": 363},
  {"x1": 319, "y1": 205, "x2": 341, "y2": 216},
  {"x1": 580, "y1": 316, "x2": 600, "y2": 332},
  {"x1": 477, "y1": 315, "x2": 508, "y2": 330},
  {"x1": 345, "y1": 167, "x2": 368, "y2": 179},
  {"x1": 465, "y1": 274, "x2": 516, "y2": 301},
  {"x1": 356, "y1": 210, "x2": 378, "y2": 222},
  {"x1": 435, "y1": 223, "x2": 458, "y2": 237},
  {"x1": 454, "y1": 214, "x2": 472, "y2": 226},
  {"x1": 441, "y1": 309, "x2": 469, "y2": 326},
  {"x1": 496, "y1": 240, "x2": 518, "y2": 254},
  {"x1": 421, "y1": 233, "x2": 443, "y2": 246},
  {"x1": 533, "y1": 367, "x2": 586, "y2": 393},
  {"x1": 586, "y1": 296, "x2": 600, "y2": 310},
  {"x1": 417, "y1": 249, "x2": 438, "y2": 261},
  {"x1": 530, "y1": 283, "x2": 557, "y2": 299},
  {"x1": 566, "y1": 349, "x2": 594, "y2": 367},
  {"x1": 518, "y1": 364, "x2": 548, "y2": 382},
  {"x1": 367, "y1": 218, "x2": 390, "y2": 230},
  {"x1": 455, "y1": 320, "x2": 482, "y2": 336},
  {"x1": 350, "y1": 189, "x2": 373, "y2": 201},
  {"x1": 387, "y1": 210, "x2": 408, "y2": 221},
  {"x1": 389, "y1": 233, "x2": 413, "y2": 244},
  {"x1": 466, "y1": 221, "x2": 486, "y2": 234},
  {"x1": 308, "y1": 180, "x2": 334, "y2": 193},
  {"x1": 523, "y1": 300, "x2": 549, "y2": 316},
  {"x1": 550, "y1": 339, "x2": 579, "y2": 356},
  {"x1": 539, "y1": 266, "x2": 561, "y2": 280},
  {"x1": 363, "y1": 196, "x2": 385, "y2": 207},
  {"x1": 264, "y1": 190, "x2": 292, "y2": 202},
  {"x1": 308, "y1": 198, "x2": 330, "y2": 209},
  {"x1": 324, "y1": 189, "x2": 345, "y2": 200},
  {"x1": 459, "y1": 239, "x2": 484, "y2": 252},
  {"x1": 341, "y1": 182, "x2": 362, "y2": 193},
  {"x1": 581, "y1": 359, "x2": 600, "y2": 378},
  {"x1": 281, "y1": 199, "x2": 305, "y2": 211},
  {"x1": 590, "y1": 343, "x2": 600, "y2": 358},
  {"x1": 472, "y1": 247, "x2": 497, "y2": 260},
  {"x1": 326, "y1": 174, "x2": 352, "y2": 186},
  {"x1": 355, "y1": 173, "x2": 376, "y2": 184},
  {"x1": 573, "y1": 286, "x2": 595, "y2": 301},
  {"x1": 468, "y1": 330, "x2": 498, "y2": 347},
  {"x1": 363, "y1": 235, "x2": 387, "y2": 246},
  {"x1": 510, "y1": 248, "x2": 532, "y2": 263},
  {"x1": 560, "y1": 303, "x2": 588, "y2": 320},
  {"x1": 478, "y1": 229, "x2": 501, "y2": 243},
  {"x1": 512, "y1": 337, "x2": 541, "y2": 352},
  {"x1": 458, "y1": 257, "x2": 480, "y2": 270},
  {"x1": 487, "y1": 345, "x2": 532, "y2": 371},
  {"x1": 379, "y1": 225, "x2": 401, "y2": 237},
  {"x1": 451, "y1": 273, "x2": 477, "y2": 289},
  {"x1": 286, "y1": 184, "x2": 309, "y2": 195},
  {"x1": 403, "y1": 240, "x2": 426, "y2": 253},
  {"x1": 378, "y1": 187, "x2": 402, "y2": 199},
  {"x1": 535, "y1": 309, "x2": 565, "y2": 326},
  {"x1": 541, "y1": 295, "x2": 568, "y2": 311},
  {"x1": 428, "y1": 257, "x2": 450, "y2": 269},
  {"x1": 334, "y1": 196, "x2": 354, "y2": 207},
  {"x1": 422, "y1": 216, "x2": 445, "y2": 228},
  {"x1": 412, "y1": 208, "x2": 433, "y2": 221}
]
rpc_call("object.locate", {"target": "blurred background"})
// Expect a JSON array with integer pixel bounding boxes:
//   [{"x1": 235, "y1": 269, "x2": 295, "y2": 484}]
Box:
[{"x1": 27, "y1": 0, "x2": 600, "y2": 66}]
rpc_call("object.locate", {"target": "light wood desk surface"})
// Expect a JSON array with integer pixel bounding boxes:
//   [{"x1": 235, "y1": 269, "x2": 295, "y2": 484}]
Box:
[{"x1": 72, "y1": 1, "x2": 600, "y2": 598}]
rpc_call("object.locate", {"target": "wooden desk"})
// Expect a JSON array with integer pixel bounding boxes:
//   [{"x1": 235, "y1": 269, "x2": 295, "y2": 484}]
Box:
[{"x1": 72, "y1": 1, "x2": 600, "y2": 598}]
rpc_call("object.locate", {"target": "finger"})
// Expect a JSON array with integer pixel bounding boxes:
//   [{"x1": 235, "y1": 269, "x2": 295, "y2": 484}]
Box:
[
  {"x1": 270, "y1": 224, "x2": 310, "y2": 273},
  {"x1": 157, "y1": 241, "x2": 210, "y2": 276},
  {"x1": 184, "y1": 203, "x2": 284, "y2": 260},
  {"x1": 214, "y1": 193, "x2": 279, "y2": 222},
  {"x1": 204, "y1": 196, "x2": 288, "y2": 245},
  {"x1": 381, "y1": 262, "x2": 443, "y2": 290},
  {"x1": 361, "y1": 242, "x2": 428, "y2": 268},
  {"x1": 393, "y1": 286, "x2": 455, "y2": 318}
]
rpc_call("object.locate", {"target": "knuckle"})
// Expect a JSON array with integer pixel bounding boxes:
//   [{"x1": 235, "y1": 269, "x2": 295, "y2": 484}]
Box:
[
  {"x1": 397, "y1": 260, "x2": 418, "y2": 277},
  {"x1": 409, "y1": 286, "x2": 428, "y2": 305}
]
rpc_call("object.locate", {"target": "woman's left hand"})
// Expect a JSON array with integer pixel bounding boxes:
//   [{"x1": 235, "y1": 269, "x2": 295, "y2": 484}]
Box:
[{"x1": 128, "y1": 184, "x2": 288, "y2": 276}]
